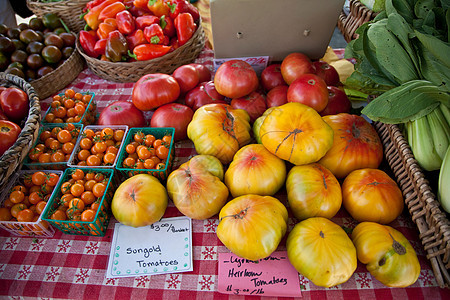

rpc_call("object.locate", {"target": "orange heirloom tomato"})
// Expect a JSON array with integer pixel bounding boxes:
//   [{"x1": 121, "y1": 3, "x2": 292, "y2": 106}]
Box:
[
  {"x1": 286, "y1": 217, "x2": 357, "y2": 288},
  {"x1": 259, "y1": 102, "x2": 333, "y2": 165},
  {"x1": 342, "y1": 168, "x2": 404, "y2": 224},
  {"x1": 111, "y1": 174, "x2": 168, "y2": 227},
  {"x1": 167, "y1": 155, "x2": 228, "y2": 220},
  {"x1": 352, "y1": 222, "x2": 420, "y2": 287},
  {"x1": 286, "y1": 163, "x2": 342, "y2": 220},
  {"x1": 187, "y1": 104, "x2": 252, "y2": 164},
  {"x1": 318, "y1": 113, "x2": 383, "y2": 178},
  {"x1": 224, "y1": 144, "x2": 286, "y2": 197},
  {"x1": 216, "y1": 194, "x2": 288, "y2": 261}
]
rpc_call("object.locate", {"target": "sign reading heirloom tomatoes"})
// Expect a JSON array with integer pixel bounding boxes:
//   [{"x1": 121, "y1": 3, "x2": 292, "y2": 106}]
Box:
[
  {"x1": 106, "y1": 217, "x2": 193, "y2": 278},
  {"x1": 218, "y1": 251, "x2": 301, "y2": 297}
]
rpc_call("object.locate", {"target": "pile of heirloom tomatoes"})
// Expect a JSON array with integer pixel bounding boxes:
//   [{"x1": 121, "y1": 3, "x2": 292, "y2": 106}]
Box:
[{"x1": 79, "y1": 0, "x2": 200, "y2": 62}]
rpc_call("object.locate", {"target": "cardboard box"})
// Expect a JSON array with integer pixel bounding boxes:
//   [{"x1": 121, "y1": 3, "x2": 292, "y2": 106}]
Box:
[{"x1": 210, "y1": 0, "x2": 345, "y2": 61}]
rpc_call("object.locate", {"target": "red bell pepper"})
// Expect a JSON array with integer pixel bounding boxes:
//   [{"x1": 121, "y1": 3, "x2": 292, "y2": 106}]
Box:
[
  {"x1": 160, "y1": 15, "x2": 175, "y2": 38},
  {"x1": 105, "y1": 30, "x2": 129, "y2": 62},
  {"x1": 79, "y1": 30, "x2": 99, "y2": 57},
  {"x1": 83, "y1": 0, "x2": 117, "y2": 30},
  {"x1": 147, "y1": 0, "x2": 170, "y2": 18},
  {"x1": 166, "y1": 0, "x2": 199, "y2": 21},
  {"x1": 83, "y1": 0, "x2": 106, "y2": 13},
  {"x1": 129, "y1": 43, "x2": 171, "y2": 60},
  {"x1": 135, "y1": 15, "x2": 159, "y2": 30},
  {"x1": 97, "y1": 18, "x2": 118, "y2": 39},
  {"x1": 99, "y1": 1, "x2": 126, "y2": 21},
  {"x1": 174, "y1": 12, "x2": 196, "y2": 46},
  {"x1": 125, "y1": 29, "x2": 146, "y2": 50},
  {"x1": 116, "y1": 10, "x2": 135, "y2": 35},
  {"x1": 94, "y1": 38, "x2": 107, "y2": 56},
  {"x1": 144, "y1": 24, "x2": 165, "y2": 44}
]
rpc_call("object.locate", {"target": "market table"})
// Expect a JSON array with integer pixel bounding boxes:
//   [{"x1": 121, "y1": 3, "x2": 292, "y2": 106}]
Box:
[{"x1": 0, "y1": 48, "x2": 449, "y2": 299}]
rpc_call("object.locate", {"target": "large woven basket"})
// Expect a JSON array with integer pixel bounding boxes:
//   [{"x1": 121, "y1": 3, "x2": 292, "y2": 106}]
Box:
[
  {"x1": 76, "y1": 20, "x2": 206, "y2": 83},
  {"x1": 30, "y1": 46, "x2": 85, "y2": 100},
  {"x1": 338, "y1": 0, "x2": 378, "y2": 42},
  {"x1": 374, "y1": 122, "x2": 450, "y2": 288},
  {"x1": 0, "y1": 73, "x2": 41, "y2": 189},
  {"x1": 26, "y1": 0, "x2": 90, "y2": 33}
]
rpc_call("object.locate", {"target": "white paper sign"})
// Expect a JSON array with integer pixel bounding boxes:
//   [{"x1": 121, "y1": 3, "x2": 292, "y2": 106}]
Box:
[
  {"x1": 106, "y1": 216, "x2": 193, "y2": 278},
  {"x1": 213, "y1": 56, "x2": 270, "y2": 76}
]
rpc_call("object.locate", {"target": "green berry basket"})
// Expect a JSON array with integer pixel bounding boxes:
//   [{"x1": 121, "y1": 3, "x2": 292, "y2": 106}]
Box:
[
  {"x1": 116, "y1": 127, "x2": 175, "y2": 181},
  {"x1": 42, "y1": 92, "x2": 96, "y2": 126}
]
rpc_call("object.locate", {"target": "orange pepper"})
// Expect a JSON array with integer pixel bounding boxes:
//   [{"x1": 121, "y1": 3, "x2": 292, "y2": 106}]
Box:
[
  {"x1": 98, "y1": 1, "x2": 126, "y2": 21},
  {"x1": 84, "y1": 0, "x2": 117, "y2": 30},
  {"x1": 97, "y1": 18, "x2": 118, "y2": 40}
]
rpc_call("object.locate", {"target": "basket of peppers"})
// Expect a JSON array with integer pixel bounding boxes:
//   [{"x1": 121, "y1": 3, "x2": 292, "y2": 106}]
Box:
[{"x1": 76, "y1": 0, "x2": 206, "y2": 83}]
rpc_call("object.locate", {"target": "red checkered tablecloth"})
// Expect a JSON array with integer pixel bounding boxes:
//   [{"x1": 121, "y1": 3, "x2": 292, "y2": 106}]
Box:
[{"x1": 0, "y1": 48, "x2": 449, "y2": 299}]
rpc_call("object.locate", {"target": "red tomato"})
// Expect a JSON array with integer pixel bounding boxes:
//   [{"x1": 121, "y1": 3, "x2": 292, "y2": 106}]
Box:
[
  {"x1": 266, "y1": 85, "x2": 288, "y2": 108},
  {"x1": 0, "y1": 109, "x2": 8, "y2": 121},
  {"x1": 98, "y1": 100, "x2": 146, "y2": 127},
  {"x1": 214, "y1": 60, "x2": 259, "y2": 99},
  {"x1": 150, "y1": 103, "x2": 194, "y2": 141},
  {"x1": 320, "y1": 86, "x2": 352, "y2": 116},
  {"x1": 0, "y1": 120, "x2": 21, "y2": 156},
  {"x1": 184, "y1": 81, "x2": 227, "y2": 111},
  {"x1": 132, "y1": 73, "x2": 180, "y2": 111},
  {"x1": 287, "y1": 74, "x2": 329, "y2": 112},
  {"x1": 260, "y1": 64, "x2": 287, "y2": 91},
  {"x1": 281, "y1": 52, "x2": 315, "y2": 85},
  {"x1": 313, "y1": 60, "x2": 340, "y2": 86},
  {"x1": 189, "y1": 63, "x2": 211, "y2": 83},
  {"x1": 230, "y1": 91, "x2": 267, "y2": 123},
  {"x1": 172, "y1": 64, "x2": 200, "y2": 94},
  {"x1": 0, "y1": 87, "x2": 29, "y2": 121}
]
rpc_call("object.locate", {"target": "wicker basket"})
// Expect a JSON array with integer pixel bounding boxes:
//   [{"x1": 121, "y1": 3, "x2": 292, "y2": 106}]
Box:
[
  {"x1": 337, "y1": 0, "x2": 379, "y2": 42},
  {"x1": 76, "y1": 20, "x2": 206, "y2": 83},
  {"x1": 30, "y1": 46, "x2": 85, "y2": 100},
  {"x1": 0, "y1": 73, "x2": 41, "y2": 189},
  {"x1": 374, "y1": 122, "x2": 450, "y2": 288},
  {"x1": 26, "y1": 0, "x2": 90, "y2": 33}
]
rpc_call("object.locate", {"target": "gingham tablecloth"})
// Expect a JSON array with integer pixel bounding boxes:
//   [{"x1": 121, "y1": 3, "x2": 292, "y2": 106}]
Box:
[{"x1": 1, "y1": 48, "x2": 449, "y2": 300}]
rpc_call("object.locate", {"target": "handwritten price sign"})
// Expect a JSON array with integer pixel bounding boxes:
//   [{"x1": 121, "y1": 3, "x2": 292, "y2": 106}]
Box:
[
  {"x1": 218, "y1": 251, "x2": 302, "y2": 297},
  {"x1": 106, "y1": 217, "x2": 193, "y2": 278}
]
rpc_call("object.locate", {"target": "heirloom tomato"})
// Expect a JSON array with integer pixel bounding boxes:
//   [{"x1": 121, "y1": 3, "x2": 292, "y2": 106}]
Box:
[
  {"x1": 286, "y1": 163, "x2": 341, "y2": 220},
  {"x1": 214, "y1": 60, "x2": 259, "y2": 99},
  {"x1": 320, "y1": 86, "x2": 352, "y2": 116},
  {"x1": 260, "y1": 102, "x2": 333, "y2": 165},
  {"x1": 313, "y1": 60, "x2": 340, "y2": 86},
  {"x1": 0, "y1": 87, "x2": 29, "y2": 121},
  {"x1": 280, "y1": 52, "x2": 315, "y2": 85},
  {"x1": 260, "y1": 63, "x2": 287, "y2": 91},
  {"x1": 0, "y1": 120, "x2": 21, "y2": 156},
  {"x1": 172, "y1": 64, "x2": 200, "y2": 94},
  {"x1": 217, "y1": 194, "x2": 288, "y2": 261},
  {"x1": 342, "y1": 168, "x2": 404, "y2": 224},
  {"x1": 252, "y1": 107, "x2": 276, "y2": 144},
  {"x1": 184, "y1": 81, "x2": 227, "y2": 111},
  {"x1": 286, "y1": 217, "x2": 357, "y2": 287},
  {"x1": 318, "y1": 113, "x2": 383, "y2": 178},
  {"x1": 230, "y1": 91, "x2": 267, "y2": 123},
  {"x1": 287, "y1": 74, "x2": 329, "y2": 112},
  {"x1": 224, "y1": 144, "x2": 286, "y2": 197},
  {"x1": 167, "y1": 155, "x2": 228, "y2": 220},
  {"x1": 187, "y1": 104, "x2": 252, "y2": 164},
  {"x1": 132, "y1": 73, "x2": 180, "y2": 111},
  {"x1": 266, "y1": 85, "x2": 288, "y2": 108},
  {"x1": 180, "y1": 154, "x2": 224, "y2": 180},
  {"x1": 111, "y1": 174, "x2": 168, "y2": 227},
  {"x1": 98, "y1": 100, "x2": 146, "y2": 127},
  {"x1": 189, "y1": 63, "x2": 211, "y2": 83},
  {"x1": 150, "y1": 103, "x2": 194, "y2": 141},
  {"x1": 352, "y1": 222, "x2": 420, "y2": 287}
]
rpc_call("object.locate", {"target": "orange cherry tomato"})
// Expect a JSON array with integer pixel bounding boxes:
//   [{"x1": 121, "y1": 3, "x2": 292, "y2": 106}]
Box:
[
  {"x1": 51, "y1": 209, "x2": 67, "y2": 220},
  {"x1": 17, "y1": 209, "x2": 34, "y2": 222},
  {"x1": 156, "y1": 145, "x2": 169, "y2": 160},
  {"x1": 86, "y1": 155, "x2": 102, "y2": 166},
  {"x1": 32, "y1": 171, "x2": 47, "y2": 186},
  {"x1": 10, "y1": 203, "x2": 27, "y2": 218},
  {"x1": 92, "y1": 182, "x2": 107, "y2": 198},
  {"x1": 35, "y1": 201, "x2": 47, "y2": 215},
  {"x1": 81, "y1": 209, "x2": 96, "y2": 222},
  {"x1": 0, "y1": 207, "x2": 12, "y2": 221}
]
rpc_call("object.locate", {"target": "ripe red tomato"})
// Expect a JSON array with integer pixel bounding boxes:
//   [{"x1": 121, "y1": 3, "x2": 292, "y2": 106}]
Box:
[
  {"x1": 184, "y1": 81, "x2": 227, "y2": 111},
  {"x1": 287, "y1": 74, "x2": 329, "y2": 112},
  {"x1": 214, "y1": 60, "x2": 259, "y2": 98},
  {"x1": 0, "y1": 120, "x2": 21, "y2": 156},
  {"x1": 313, "y1": 60, "x2": 340, "y2": 86},
  {"x1": 150, "y1": 103, "x2": 194, "y2": 141},
  {"x1": 281, "y1": 52, "x2": 315, "y2": 85},
  {"x1": 320, "y1": 86, "x2": 352, "y2": 116},
  {"x1": 260, "y1": 64, "x2": 287, "y2": 91},
  {"x1": 132, "y1": 73, "x2": 180, "y2": 111},
  {"x1": 0, "y1": 87, "x2": 29, "y2": 121},
  {"x1": 98, "y1": 100, "x2": 146, "y2": 127},
  {"x1": 266, "y1": 85, "x2": 288, "y2": 108},
  {"x1": 189, "y1": 63, "x2": 211, "y2": 83},
  {"x1": 230, "y1": 91, "x2": 267, "y2": 123},
  {"x1": 172, "y1": 64, "x2": 200, "y2": 94}
]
